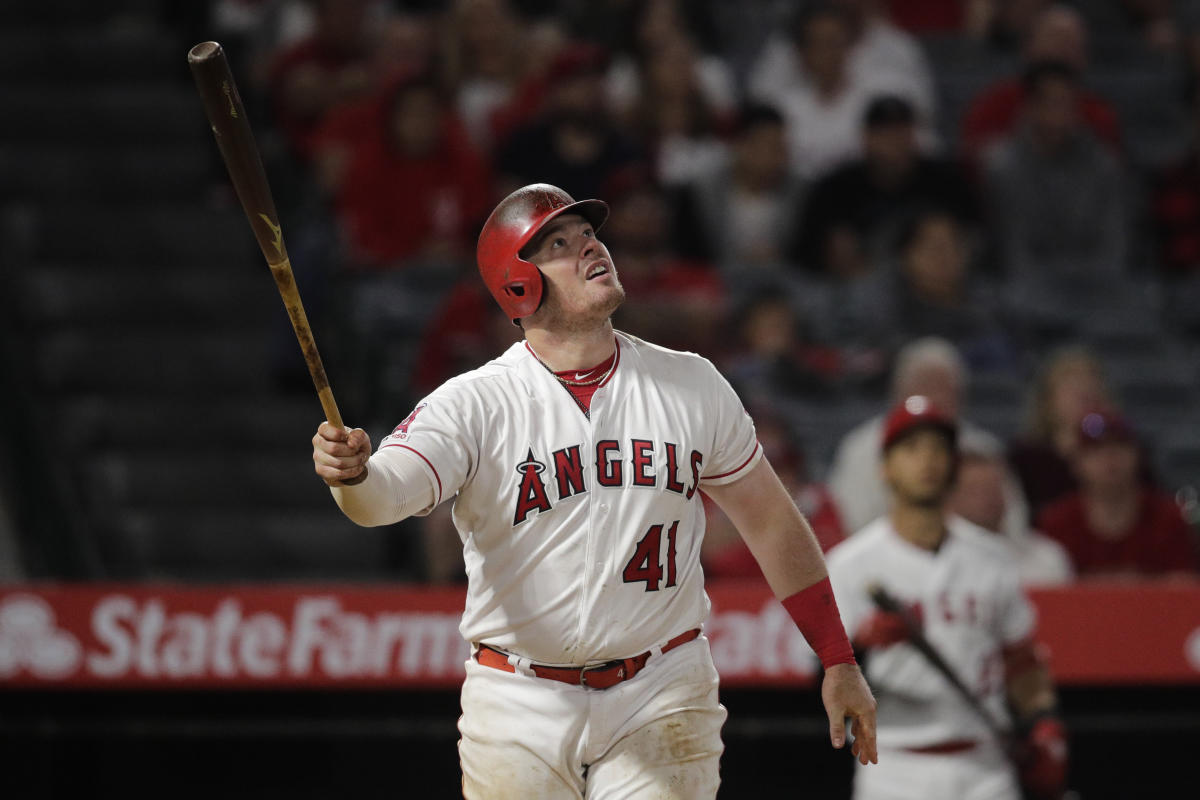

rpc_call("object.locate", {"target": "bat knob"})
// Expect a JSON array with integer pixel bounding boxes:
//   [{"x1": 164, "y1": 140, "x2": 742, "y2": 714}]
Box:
[{"x1": 188, "y1": 41, "x2": 224, "y2": 64}]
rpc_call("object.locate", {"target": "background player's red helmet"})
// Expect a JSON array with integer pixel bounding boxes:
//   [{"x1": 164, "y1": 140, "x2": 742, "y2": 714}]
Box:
[
  {"x1": 476, "y1": 183, "x2": 609, "y2": 322},
  {"x1": 881, "y1": 395, "x2": 958, "y2": 452}
]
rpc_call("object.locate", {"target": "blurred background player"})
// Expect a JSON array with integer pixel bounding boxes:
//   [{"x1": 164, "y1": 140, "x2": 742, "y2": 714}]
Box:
[{"x1": 826, "y1": 396, "x2": 1068, "y2": 800}]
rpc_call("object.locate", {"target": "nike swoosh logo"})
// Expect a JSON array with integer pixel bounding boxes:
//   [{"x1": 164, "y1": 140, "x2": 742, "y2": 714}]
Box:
[{"x1": 573, "y1": 372, "x2": 591, "y2": 380}]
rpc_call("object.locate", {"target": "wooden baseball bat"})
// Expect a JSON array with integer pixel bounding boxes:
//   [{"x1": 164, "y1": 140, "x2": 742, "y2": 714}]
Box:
[{"x1": 187, "y1": 40, "x2": 344, "y2": 430}]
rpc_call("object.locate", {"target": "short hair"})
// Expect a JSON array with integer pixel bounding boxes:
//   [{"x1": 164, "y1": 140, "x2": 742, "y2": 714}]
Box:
[{"x1": 891, "y1": 337, "x2": 967, "y2": 399}]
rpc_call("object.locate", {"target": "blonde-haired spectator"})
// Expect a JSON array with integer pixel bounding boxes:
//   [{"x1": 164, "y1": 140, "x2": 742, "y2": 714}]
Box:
[{"x1": 1007, "y1": 345, "x2": 1122, "y2": 520}]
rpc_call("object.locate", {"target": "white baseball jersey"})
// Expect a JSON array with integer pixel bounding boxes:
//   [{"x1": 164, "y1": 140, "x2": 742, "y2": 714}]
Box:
[
  {"x1": 375, "y1": 331, "x2": 761, "y2": 666},
  {"x1": 826, "y1": 515, "x2": 1036, "y2": 749}
]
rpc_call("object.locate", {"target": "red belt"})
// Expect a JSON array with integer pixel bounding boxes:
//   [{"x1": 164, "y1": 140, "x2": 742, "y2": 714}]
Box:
[
  {"x1": 475, "y1": 628, "x2": 701, "y2": 690},
  {"x1": 903, "y1": 740, "x2": 979, "y2": 755}
]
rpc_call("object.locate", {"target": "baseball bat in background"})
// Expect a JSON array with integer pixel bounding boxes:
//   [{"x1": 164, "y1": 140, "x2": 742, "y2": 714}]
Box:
[
  {"x1": 866, "y1": 582, "x2": 1014, "y2": 748},
  {"x1": 187, "y1": 40, "x2": 345, "y2": 430}
]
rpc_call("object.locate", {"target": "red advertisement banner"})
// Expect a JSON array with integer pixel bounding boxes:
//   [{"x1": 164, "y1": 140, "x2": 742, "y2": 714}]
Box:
[{"x1": 0, "y1": 581, "x2": 1197, "y2": 689}]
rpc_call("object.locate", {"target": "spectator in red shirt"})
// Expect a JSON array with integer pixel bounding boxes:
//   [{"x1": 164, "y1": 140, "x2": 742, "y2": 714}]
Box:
[
  {"x1": 1037, "y1": 411, "x2": 1199, "y2": 578},
  {"x1": 314, "y1": 72, "x2": 493, "y2": 269},
  {"x1": 702, "y1": 412, "x2": 847, "y2": 580},
  {"x1": 962, "y1": 4, "x2": 1122, "y2": 167},
  {"x1": 266, "y1": 0, "x2": 385, "y2": 162}
]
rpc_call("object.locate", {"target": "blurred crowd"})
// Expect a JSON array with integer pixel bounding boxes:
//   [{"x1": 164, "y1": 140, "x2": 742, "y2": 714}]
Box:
[{"x1": 204, "y1": 0, "x2": 1200, "y2": 583}]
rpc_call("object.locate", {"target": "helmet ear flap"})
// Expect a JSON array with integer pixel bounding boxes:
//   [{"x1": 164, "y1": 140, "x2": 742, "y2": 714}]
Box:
[{"x1": 499, "y1": 260, "x2": 544, "y2": 322}]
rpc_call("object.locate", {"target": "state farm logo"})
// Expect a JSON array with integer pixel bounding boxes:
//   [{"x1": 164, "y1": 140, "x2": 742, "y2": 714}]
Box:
[
  {"x1": 0, "y1": 594, "x2": 83, "y2": 678},
  {"x1": 84, "y1": 595, "x2": 469, "y2": 681},
  {"x1": 0, "y1": 593, "x2": 473, "y2": 685}
]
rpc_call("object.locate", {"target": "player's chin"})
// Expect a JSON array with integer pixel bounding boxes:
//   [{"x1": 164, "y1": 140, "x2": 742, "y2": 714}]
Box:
[{"x1": 591, "y1": 283, "x2": 626, "y2": 315}]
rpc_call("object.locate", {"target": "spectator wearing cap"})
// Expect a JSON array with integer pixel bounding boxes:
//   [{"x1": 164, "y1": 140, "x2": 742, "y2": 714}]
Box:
[
  {"x1": 794, "y1": 94, "x2": 978, "y2": 279},
  {"x1": 1037, "y1": 411, "x2": 1200, "y2": 578},
  {"x1": 983, "y1": 61, "x2": 1129, "y2": 287},
  {"x1": 962, "y1": 4, "x2": 1122, "y2": 167},
  {"x1": 677, "y1": 103, "x2": 806, "y2": 274},
  {"x1": 828, "y1": 337, "x2": 1029, "y2": 535}
]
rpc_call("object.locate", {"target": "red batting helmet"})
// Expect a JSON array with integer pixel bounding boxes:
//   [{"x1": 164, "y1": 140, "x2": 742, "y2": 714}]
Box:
[
  {"x1": 477, "y1": 184, "x2": 609, "y2": 321},
  {"x1": 881, "y1": 395, "x2": 958, "y2": 452}
]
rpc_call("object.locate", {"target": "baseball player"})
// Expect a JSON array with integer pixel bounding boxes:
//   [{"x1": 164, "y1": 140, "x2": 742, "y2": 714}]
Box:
[
  {"x1": 312, "y1": 183, "x2": 877, "y2": 798},
  {"x1": 825, "y1": 396, "x2": 1068, "y2": 800}
]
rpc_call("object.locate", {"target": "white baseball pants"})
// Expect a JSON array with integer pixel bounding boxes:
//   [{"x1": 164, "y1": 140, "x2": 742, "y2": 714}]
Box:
[{"x1": 458, "y1": 636, "x2": 726, "y2": 799}]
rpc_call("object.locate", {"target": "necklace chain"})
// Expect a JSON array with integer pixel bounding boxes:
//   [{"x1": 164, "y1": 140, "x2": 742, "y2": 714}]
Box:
[{"x1": 528, "y1": 345, "x2": 616, "y2": 387}]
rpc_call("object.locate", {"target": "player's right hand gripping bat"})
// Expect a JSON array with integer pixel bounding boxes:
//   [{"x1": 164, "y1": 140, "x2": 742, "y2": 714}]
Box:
[{"x1": 187, "y1": 41, "x2": 345, "y2": 431}]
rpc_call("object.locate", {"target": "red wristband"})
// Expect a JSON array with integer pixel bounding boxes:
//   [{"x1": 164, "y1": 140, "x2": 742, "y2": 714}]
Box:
[{"x1": 783, "y1": 577, "x2": 856, "y2": 669}]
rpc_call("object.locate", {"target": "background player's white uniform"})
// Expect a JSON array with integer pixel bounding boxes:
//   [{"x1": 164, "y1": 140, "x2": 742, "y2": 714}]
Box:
[
  {"x1": 826, "y1": 514, "x2": 1035, "y2": 800},
  {"x1": 370, "y1": 331, "x2": 762, "y2": 798}
]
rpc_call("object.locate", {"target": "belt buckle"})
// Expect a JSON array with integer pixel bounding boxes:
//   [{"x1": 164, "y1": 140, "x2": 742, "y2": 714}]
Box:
[{"x1": 579, "y1": 659, "x2": 625, "y2": 690}]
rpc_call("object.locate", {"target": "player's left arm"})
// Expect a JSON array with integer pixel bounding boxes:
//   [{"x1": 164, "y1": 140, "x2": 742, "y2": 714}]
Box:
[{"x1": 703, "y1": 458, "x2": 878, "y2": 765}]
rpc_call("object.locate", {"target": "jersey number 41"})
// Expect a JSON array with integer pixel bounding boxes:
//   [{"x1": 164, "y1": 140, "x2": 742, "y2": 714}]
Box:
[{"x1": 622, "y1": 521, "x2": 679, "y2": 592}]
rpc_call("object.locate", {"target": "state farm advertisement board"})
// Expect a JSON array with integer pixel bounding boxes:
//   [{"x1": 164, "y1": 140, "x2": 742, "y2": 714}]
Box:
[
  {"x1": 0, "y1": 582, "x2": 818, "y2": 689},
  {"x1": 1, "y1": 582, "x2": 1198, "y2": 689}
]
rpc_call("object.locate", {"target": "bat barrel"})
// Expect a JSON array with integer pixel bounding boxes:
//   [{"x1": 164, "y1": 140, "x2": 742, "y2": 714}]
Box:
[
  {"x1": 188, "y1": 40, "x2": 343, "y2": 430},
  {"x1": 187, "y1": 41, "x2": 288, "y2": 266}
]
